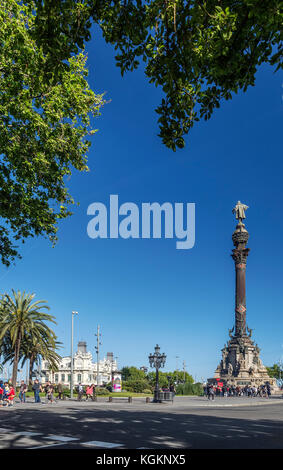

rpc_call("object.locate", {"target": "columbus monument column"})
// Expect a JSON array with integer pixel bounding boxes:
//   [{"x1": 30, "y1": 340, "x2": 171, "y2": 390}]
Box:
[
  {"x1": 232, "y1": 201, "x2": 249, "y2": 337},
  {"x1": 213, "y1": 202, "x2": 277, "y2": 388}
]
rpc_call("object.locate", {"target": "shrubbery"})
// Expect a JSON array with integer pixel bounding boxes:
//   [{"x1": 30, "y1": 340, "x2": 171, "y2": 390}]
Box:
[
  {"x1": 123, "y1": 380, "x2": 150, "y2": 393},
  {"x1": 95, "y1": 387, "x2": 110, "y2": 396},
  {"x1": 176, "y1": 382, "x2": 203, "y2": 396}
]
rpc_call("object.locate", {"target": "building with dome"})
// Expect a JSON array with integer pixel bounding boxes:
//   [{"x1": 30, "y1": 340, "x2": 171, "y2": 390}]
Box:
[{"x1": 40, "y1": 342, "x2": 120, "y2": 387}]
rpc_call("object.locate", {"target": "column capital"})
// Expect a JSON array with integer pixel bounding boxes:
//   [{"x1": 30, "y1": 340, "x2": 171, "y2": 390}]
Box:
[{"x1": 232, "y1": 247, "x2": 250, "y2": 265}]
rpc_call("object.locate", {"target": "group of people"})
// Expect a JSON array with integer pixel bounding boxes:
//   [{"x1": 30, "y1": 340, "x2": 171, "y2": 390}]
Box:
[
  {"x1": 31, "y1": 379, "x2": 67, "y2": 403},
  {"x1": 77, "y1": 383, "x2": 97, "y2": 401},
  {"x1": 204, "y1": 382, "x2": 272, "y2": 400},
  {"x1": 0, "y1": 380, "x2": 15, "y2": 406},
  {"x1": 0, "y1": 378, "x2": 99, "y2": 406}
]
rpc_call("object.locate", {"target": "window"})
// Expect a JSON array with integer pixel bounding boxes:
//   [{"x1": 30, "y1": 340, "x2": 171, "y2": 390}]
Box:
[
  {"x1": 61, "y1": 374, "x2": 65, "y2": 382},
  {"x1": 55, "y1": 374, "x2": 58, "y2": 383},
  {"x1": 68, "y1": 375, "x2": 71, "y2": 382},
  {"x1": 77, "y1": 374, "x2": 82, "y2": 382}
]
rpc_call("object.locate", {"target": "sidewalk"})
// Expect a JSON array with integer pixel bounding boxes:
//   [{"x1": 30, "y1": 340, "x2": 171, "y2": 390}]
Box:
[{"x1": 2, "y1": 394, "x2": 283, "y2": 410}]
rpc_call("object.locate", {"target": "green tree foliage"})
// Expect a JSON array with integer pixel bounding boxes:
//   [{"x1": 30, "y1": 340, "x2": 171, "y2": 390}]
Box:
[
  {"x1": 123, "y1": 379, "x2": 150, "y2": 392},
  {"x1": 0, "y1": 289, "x2": 56, "y2": 387},
  {"x1": 121, "y1": 366, "x2": 147, "y2": 381},
  {"x1": 20, "y1": 334, "x2": 61, "y2": 384},
  {"x1": 266, "y1": 363, "x2": 283, "y2": 380},
  {"x1": 176, "y1": 381, "x2": 203, "y2": 396},
  {"x1": 94, "y1": 0, "x2": 282, "y2": 150},
  {"x1": 0, "y1": 1, "x2": 104, "y2": 266},
  {"x1": 147, "y1": 369, "x2": 194, "y2": 388}
]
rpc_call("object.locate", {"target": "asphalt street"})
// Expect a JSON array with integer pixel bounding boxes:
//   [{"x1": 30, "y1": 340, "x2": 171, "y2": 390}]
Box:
[{"x1": 1, "y1": 396, "x2": 283, "y2": 449}]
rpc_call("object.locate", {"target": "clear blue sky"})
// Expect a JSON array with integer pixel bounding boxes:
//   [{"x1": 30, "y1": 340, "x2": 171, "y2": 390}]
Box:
[{"x1": 1, "y1": 26, "x2": 282, "y2": 381}]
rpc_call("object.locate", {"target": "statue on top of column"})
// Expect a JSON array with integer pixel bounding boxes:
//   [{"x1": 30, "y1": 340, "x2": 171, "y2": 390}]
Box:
[{"x1": 232, "y1": 201, "x2": 249, "y2": 223}]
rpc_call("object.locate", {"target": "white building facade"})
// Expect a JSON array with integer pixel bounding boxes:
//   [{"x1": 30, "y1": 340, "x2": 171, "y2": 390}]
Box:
[{"x1": 41, "y1": 342, "x2": 120, "y2": 387}]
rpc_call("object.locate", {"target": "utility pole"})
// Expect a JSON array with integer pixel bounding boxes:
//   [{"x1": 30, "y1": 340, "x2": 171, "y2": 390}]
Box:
[
  {"x1": 183, "y1": 360, "x2": 186, "y2": 382},
  {"x1": 70, "y1": 311, "x2": 78, "y2": 399},
  {"x1": 176, "y1": 356, "x2": 179, "y2": 371},
  {"x1": 95, "y1": 325, "x2": 102, "y2": 386}
]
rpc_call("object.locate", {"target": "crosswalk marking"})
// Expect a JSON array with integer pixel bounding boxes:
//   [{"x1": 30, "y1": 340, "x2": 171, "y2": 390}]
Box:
[
  {"x1": 82, "y1": 440, "x2": 123, "y2": 448},
  {"x1": 43, "y1": 435, "x2": 79, "y2": 442},
  {"x1": 28, "y1": 443, "x2": 68, "y2": 449}
]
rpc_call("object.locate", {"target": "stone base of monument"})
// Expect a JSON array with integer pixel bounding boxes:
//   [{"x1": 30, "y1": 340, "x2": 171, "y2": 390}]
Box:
[{"x1": 212, "y1": 333, "x2": 279, "y2": 391}]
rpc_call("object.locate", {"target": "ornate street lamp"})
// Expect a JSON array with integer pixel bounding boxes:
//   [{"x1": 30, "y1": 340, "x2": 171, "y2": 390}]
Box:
[{"x1": 148, "y1": 344, "x2": 166, "y2": 403}]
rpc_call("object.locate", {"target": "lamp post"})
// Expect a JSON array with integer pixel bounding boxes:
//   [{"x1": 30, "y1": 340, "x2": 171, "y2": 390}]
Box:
[
  {"x1": 70, "y1": 311, "x2": 78, "y2": 399},
  {"x1": 95, "y1": 325, "x2": 102, "y2": 386},
  {"x1": 148, "y1": 344, "x2": 166, "y2": 403}
]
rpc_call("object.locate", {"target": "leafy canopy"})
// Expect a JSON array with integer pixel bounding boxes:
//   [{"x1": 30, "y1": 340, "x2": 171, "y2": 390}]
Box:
[
  {"x1": 93, "y1": 0, "x2": 282, "y2": 150},
  {"x1": 24, "y1": 1, "x2": 283, "y2": 152},
  {"x1": 0, "y1": 0, "x2": 104, "y2": 266}
]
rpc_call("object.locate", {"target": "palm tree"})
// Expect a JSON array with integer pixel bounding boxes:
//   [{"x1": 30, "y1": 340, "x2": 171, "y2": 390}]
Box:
[
  {"x1": 0, "y1": 290, "x2": 56, "y2": 387},
  {"x1": 1, "y1": 329, "x2": 62, "y2": 384},
  {"x1": 20, "y1": 333, "x2": 62, "y2": 384}
]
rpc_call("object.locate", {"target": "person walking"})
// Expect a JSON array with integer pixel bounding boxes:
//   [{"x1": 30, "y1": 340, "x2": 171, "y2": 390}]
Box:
[
  {"x1": 32, "y1": 379, "x2": 42, "y2": 403},
  {"x1": 19, "y1": 380, "x2": 28, "y2": 403},
  {"x1": 169, "y1": 383, "x2": 176, "y2": 397},
  {"x1": 57, "y1": 382, "x2": 63, "y2": 400},
  {"x1": 86, "y1": 384, "x2": 94, "y2": 401},
  {"x1": 0, "y1": 381, "x2": 4, "y2": 406},
  {"x1": 7, "y1": 384, "x2": 15, "y2": 406},
  {"x1": 77, "y1": 383, "x2": 84, "y2": 401},
  {"x1": 208, "y1": 384, "x2": 215, "y2": 401},
  {"x1": 47, "y1": 383, "x2": 55, "y2": 404}
]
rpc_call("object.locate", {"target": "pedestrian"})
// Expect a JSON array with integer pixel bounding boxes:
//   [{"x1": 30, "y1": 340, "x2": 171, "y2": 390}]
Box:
[
  {"x1": 203, "y1": 384, "x2": 208, "y2": 398},
  {"x1": 169, "y1": 383, "x2": 176, "y2": 397},
  {"x1": 7, "y1": 384, "x2": 15, "y2": 406},
  {"x1": 3, "y1": 382, "x2": 9, "y2": 402},
  {"x1": 208, "y1": 384, "x2": 215, "y2": 401},
  {"x1": 77, "y1": 383, "x2": 84, "y2": 401},
  {"x1": 86, "y1": 384, "x2": 94, "y2": 401},
  {"x1": 47, "y1": 383, "x2": 55, "y2": 404},
  {"x1": 44, "y1": 381, "x2": 51, "y2": 402},
  {"x1": 32, "y1": 379, "x2": 42, "y2": 403},
  {"x1": 19, "y1": 380, "x2": 28, "y2": 403},
  {"x1": 0, "y1": 381, "x2": 4, "y2": 406},
  {"x1": 57, "y1": 382, "x2": 63, "y2": 400}
]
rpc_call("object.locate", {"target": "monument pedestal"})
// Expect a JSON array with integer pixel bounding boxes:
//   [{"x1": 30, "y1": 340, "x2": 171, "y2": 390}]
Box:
[{"x1": 214, "y1": 333, "x2": 277, "y2": 388}]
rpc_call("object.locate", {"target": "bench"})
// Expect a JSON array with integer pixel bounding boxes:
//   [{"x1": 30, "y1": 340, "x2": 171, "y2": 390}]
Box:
[{"x1": 108, "y1": 396, "x2": 133, "y2": 403}]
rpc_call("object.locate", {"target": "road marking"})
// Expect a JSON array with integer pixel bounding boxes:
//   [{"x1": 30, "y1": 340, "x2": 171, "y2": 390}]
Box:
[
  {"x1": 14, "y1": 432, "x2": 43, "y2": 437},
  {"x1": 0, "y1": 428, "x2": 12, "y2": 433},
  {"x1": 28, "y1": 443, "x2": 68, "y2": 449},
  {"x1": 43, "y1": 435, "x2": 79, "y2": 442},
  {"x1": 82, "y1": 441, "x2": 123, "y2": 448}
]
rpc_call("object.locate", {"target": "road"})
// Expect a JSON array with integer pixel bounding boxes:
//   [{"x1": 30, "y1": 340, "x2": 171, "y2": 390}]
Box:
[{"x1": 1, "y1": 396, "x2": 283, "y2": 449}]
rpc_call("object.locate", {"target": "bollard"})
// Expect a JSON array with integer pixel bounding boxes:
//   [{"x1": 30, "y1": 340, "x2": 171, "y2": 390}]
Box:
[
  {"x1": 146, "y1": 397, "x2": 150, "y2": 404},
  {"x1": 128, "y1": 396, "x2": 132, "y2": 403},
  {"x1": 93, "y1": 395, "x2": 97, "y2": 402},
  {"x1": 109, "y1": 396, "x2": 113, "y2": 402}
]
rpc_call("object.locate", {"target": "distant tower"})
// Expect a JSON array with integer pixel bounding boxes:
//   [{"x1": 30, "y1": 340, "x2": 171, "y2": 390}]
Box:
[
  {"x1": 107, "y1": 352, "x2": 114, "y2": 362},
  {"x1": 213, "y1": 202, "x2": 277, "y2": 388},
  {"x1": 77, "y1": 341, "x2": 87, "y2": 354}
]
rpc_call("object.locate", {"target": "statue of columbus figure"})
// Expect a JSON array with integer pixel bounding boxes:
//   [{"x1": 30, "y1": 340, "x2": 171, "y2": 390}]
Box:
[{"x1": 232, "y1": 201, "x2": 249, "y2": 223}]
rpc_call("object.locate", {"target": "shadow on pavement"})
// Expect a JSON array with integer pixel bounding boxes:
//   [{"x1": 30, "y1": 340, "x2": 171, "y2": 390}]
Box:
[{"x1": 0, "y1": 404, "x2": 283, "y2": 449}]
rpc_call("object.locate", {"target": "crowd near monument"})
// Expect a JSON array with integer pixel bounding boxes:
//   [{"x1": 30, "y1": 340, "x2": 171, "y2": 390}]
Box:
[{"x1": 212, "y1": 202, "x2": 277, "y2": 389}]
